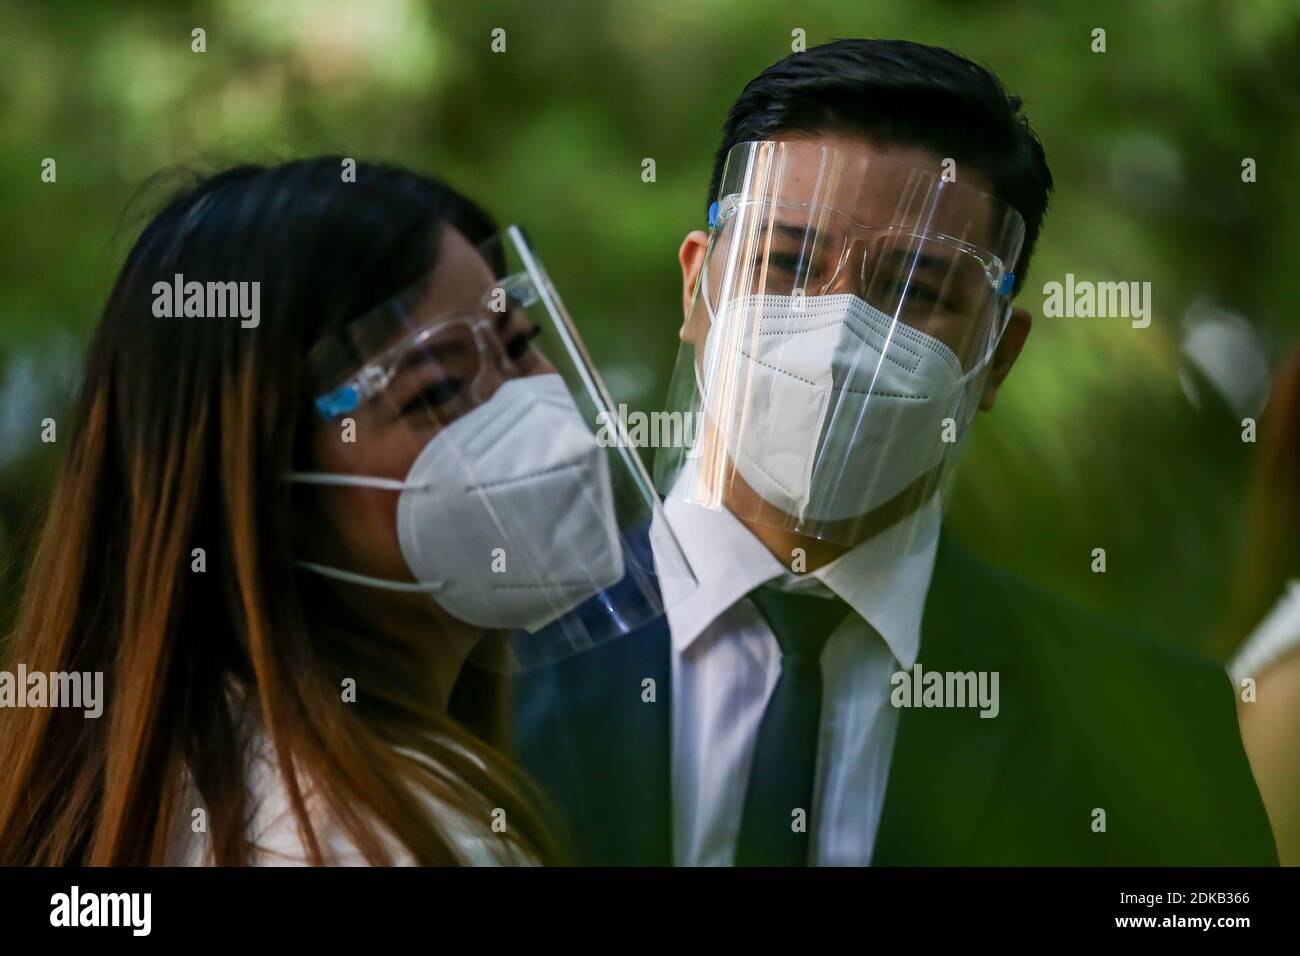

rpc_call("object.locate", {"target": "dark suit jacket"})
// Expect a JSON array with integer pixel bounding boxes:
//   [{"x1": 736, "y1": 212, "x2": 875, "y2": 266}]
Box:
[{"x1": 512, "y1": 534, "x2": 1278, "y2": 865}]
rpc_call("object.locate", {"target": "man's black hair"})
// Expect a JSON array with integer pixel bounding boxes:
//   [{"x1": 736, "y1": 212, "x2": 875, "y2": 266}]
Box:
[{"x1": 709, "y1": 38, "x2": 1053, "y2": 295}]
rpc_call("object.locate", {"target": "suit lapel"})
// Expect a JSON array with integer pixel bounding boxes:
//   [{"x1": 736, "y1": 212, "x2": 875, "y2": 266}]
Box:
[
  {"x1": 516, "y1": 616, "x2": 674, "y2": 865},
  {"x1": 872, "y1": 535, "x2": 1025, "y2": 865},
  {"x1": 603, "y1": 619, "x2": 673, "y2": 864}
]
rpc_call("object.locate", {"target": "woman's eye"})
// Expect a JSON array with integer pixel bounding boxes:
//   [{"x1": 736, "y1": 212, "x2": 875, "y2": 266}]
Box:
[
  {"x1": 401, "y1": 377, "x2": 463, "y2": 414},
  {"x1": 504, "y1": 322, "x2": 542, "y2": 360}
]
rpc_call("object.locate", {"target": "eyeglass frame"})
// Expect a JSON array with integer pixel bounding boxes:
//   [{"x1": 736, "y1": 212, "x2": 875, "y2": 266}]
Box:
[{"x1": 312, "y1": 269, "x2": 540, "y2": 421}]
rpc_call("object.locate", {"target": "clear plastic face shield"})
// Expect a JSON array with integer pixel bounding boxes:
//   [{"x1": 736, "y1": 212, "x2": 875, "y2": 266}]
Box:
[
  {"x1": 292, "y1": 225, "x2": 694, "y2": 670},
  {"x1": 655, "y1": 139, "x2": 1026, "y2": 550}
]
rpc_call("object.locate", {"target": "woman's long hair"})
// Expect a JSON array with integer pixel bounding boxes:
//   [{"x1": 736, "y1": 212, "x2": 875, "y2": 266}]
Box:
[
  {"x1": 1220, "y1": 346, "x2": 1300, "y2": 659},
  {"x1": 0, "y1": 158, "x2": 560, "y2": 865}
]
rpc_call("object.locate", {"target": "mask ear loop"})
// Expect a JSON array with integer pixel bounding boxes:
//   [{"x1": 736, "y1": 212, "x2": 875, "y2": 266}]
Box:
[
  {"x1": 685, "y1": 256, "x2": 719, "y2": 463},
  {"x1": 962, "y1": 303, "x2": 1012, "y2": 384},
  {"x1": 285, "y1": 471, "x2": 408, "y2": 491},
  {"x1": 948, "y1": 288, "x2": 1016, "y2": 433},
  {"x1": 692, "y1": 250, "x2": 724, "y2": 398},
  {"x1": 281, "y1": 472, "x2": 446, "y2": 592},
  {"x1": 293, "y1": 561, "x2": 445, "y2": 593},
  {"x1": 964, "y1": 271, "x2": 1017, "y2": 381},
  {"x1": 697, "y1": 226, "x2": 723, "y2": 322}
]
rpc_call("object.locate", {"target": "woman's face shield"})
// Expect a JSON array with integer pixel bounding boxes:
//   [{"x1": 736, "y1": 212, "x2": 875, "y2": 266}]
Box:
[
  {"x1": 654, "y1": 139, "x2": 1026, "y2": 548},
  {"x1": 298, "y1": 225, "x2": 694, "y2": 671}
]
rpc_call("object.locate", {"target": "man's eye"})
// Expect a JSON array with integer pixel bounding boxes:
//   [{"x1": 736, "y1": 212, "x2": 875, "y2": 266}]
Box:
[
  {"x1": 770, "y1": 252, "x2": 813, "y2": 276},
  {"x1": 886, "y1": 281, "x2": 941, "y2": 306}
]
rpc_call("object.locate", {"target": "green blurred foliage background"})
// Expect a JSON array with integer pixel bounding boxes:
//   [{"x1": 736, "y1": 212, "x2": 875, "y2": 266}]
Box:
[{"x1": 1, "y1": 0, "x2": 1297, "y2": 654}]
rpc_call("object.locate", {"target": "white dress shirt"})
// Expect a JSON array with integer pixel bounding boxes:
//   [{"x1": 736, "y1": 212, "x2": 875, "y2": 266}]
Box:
[
  {"x1": 1228, "y1": 579, "x2": 1300, "y2": 684},
  {"x1": 652, "y1": 480, "x2": 941, "y2": 866}
]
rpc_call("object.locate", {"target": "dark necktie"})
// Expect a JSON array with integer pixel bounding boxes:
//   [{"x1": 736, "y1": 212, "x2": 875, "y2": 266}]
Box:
[{"x1": 734, "y1": 584, "x2": 851, "y2": 866}]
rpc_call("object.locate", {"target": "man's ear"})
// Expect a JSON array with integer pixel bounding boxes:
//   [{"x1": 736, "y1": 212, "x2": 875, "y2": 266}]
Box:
[
  {"x1": 979, "y1": 306, "x2": 1031, "y2": 411},
  {"x1": 678, "y1": 230, "x2": 709, "y2": 338}
]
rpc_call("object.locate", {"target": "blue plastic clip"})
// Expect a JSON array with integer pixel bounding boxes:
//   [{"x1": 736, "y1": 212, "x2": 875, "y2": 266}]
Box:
[
  {"x1": 708, "y1": 201, "x2": 719, "y2": 228},
  {"x1": 315, "y1": 385, "x2": 360, "y2": 421},
  {"x1": 998, "y1": 272, "x2": 1015, "y2": 296}
]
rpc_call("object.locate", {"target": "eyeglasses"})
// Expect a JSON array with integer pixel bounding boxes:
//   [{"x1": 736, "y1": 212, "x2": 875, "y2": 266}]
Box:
[
  {"x1": 712, "y1": 196, "x2": 1016, "y2": 297},
  {"x1": 311, "y1": 269, "x2": 543, "y2": 422}
]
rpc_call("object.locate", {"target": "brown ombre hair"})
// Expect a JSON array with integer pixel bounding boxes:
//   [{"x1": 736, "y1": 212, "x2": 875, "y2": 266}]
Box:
[{"x1": 0, "y1": 159, "x2": 560, "y2": 865}]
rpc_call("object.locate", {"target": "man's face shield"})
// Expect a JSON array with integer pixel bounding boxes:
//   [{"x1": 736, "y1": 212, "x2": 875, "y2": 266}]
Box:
[
  {"x1": 296, "y1": 225, "x2": 694, "y2": 671},
  {"x1": 654, "y1": 139, "x2": 1026, "y2": 548}
]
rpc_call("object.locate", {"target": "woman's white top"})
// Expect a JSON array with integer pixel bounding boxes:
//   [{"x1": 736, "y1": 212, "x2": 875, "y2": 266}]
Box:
[
  {"x1": 1229, "y1": 579, "x2": 1300, "y2": 684},
  {"x1": 165, "y1": 708, "x2": 533, "y2": 866}
]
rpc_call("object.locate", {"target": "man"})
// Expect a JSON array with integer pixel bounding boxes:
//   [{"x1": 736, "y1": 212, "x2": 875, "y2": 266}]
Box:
[{"x1": 513, "y1": 39, "x2": 1276, "y2": 866}]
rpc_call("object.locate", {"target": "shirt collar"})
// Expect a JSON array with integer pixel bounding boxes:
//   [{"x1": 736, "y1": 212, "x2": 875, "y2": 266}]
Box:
[{"x1": 652, "y1": 475, "x2": 940, "y2": 670}]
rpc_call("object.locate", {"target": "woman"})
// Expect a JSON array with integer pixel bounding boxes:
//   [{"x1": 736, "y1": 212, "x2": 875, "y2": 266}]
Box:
[
  {"x1": 1224, "y1": 345, "x2": 1300, "y2": 865},
  {"x1": 0, "y1": 158, "x2": 570, "y2": 865}
]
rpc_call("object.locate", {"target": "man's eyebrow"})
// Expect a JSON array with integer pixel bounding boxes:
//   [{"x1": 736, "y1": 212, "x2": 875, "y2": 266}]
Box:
[
  {"x1": 764, "y1": 220, "x2": 841, "y2": 251},
  {"x1": 875, "y1": 245, "x2": 960, "y2": 273}
]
